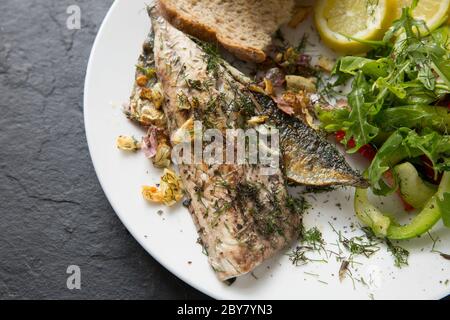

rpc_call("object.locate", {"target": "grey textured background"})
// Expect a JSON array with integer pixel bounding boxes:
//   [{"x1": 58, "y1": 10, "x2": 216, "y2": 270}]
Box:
[{"x1": 0, "y1": 0, "x2": 208, "y2": 299}]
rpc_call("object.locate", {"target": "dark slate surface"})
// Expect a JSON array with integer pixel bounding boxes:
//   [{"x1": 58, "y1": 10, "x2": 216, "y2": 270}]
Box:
[{"x1": 0, "y1": 0, "x2": 208, "y2": 299}]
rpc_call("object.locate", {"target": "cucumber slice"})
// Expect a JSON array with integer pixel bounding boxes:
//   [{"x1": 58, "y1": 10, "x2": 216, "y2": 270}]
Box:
[
  {"x1": 354, "y1": 187, "x2": 391, "y2": 237},
  {"x1": 387, "y1": 172, "x2": 450, "y2": 240},
  {"x1": 394, "y1": 162, "x2": 437, "y2": 209}
]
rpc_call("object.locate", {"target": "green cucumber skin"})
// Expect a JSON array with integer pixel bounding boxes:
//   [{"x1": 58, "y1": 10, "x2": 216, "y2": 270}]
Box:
[
  {"x1": 354, "y1": 172, "x2": 450, "y2": 240},
  {"x1": 394, "y1": 162, "x2": 437, "y2": 209},
  {"x1": 387, "y1": 172, "x2": 450, "y2": 240}
]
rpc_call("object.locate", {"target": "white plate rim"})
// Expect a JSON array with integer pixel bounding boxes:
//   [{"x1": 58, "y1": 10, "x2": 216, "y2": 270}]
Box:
[
  {"x1": 83, "y1": 0, "x2": 450, "y2": 300},
  {"x1": 83, "y1": 0, "x2": 219, "y2": 299}
]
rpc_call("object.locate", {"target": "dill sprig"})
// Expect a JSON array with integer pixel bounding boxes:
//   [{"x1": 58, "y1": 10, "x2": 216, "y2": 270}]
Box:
[
  {"x1": 286, "y1": 195, "x2": 309, "y2": 215},
  {"x1": 342, "y1": 235, "x2": 380, "y2": 258},
  {"x1": 288, "y1": 246, "x2": 311, "y2": 266},
  {"x1": 200, "y1": 42, "x2": 221, "y2": 76},
  {"x1": 301, "y1": 185, "x2": 336, "y2": 195},
  {"x1": 287, "y1": 246, "x2": 327, "y2": 266},
  {"x1": 428, "y1": 232, "x2": 450, "y2": 260},
  {"x1": 189, "y1": 36, "x2": 222, "y2": 77},
  {"x1": 287, "y1": 226, "x2": 328, "y2": 266},
  {"x1": 300, "y1": 227, "x2": 325, "y2": 251},
  {"x1": 329, "y1": 222, "x2": 380, "y2": 259},
  {"x1": 386, "y1": 239, "x2": 410, "y2": 268}
]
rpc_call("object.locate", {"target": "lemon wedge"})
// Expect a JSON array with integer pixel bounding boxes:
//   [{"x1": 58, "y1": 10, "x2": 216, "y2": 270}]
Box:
[
  {"x1": 315, "y1": 0, "x2": 396, "y2": 54},
  {"x1": 396, "y1": 0, "x2": 450, "y2": 32}
]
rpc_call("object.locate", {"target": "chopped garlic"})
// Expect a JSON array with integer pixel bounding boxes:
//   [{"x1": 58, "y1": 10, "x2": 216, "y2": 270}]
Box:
[
  {"x1": 116, "y1": 136, "x2": 141, "y2": 152},
  {"x1": 171, "y1": 118, "x2": 194, "y2": 145},
  {"x1": 139, "y1": 83, "x2": 164, "y2": 109},
  {"x1": 142, "y1": 186, "x2": 164, "y2": 203},
  {"x1": 151, "y1": 83, "x2": 164, "y2": 109},
  {"x1": 140, "y1": 106, "x2": 166, "y2": 126},
  {"x1": 153, "y1": 143, "x2": 172, "y2": 168},
  {"x1": 142, "y1": 169, "x2": 184, "y2": 206}
]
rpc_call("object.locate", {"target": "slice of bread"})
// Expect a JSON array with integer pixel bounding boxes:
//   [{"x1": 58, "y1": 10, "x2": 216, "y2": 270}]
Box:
[{"x1": 157, "y1": 0, "x2": 295, "y2": 63}]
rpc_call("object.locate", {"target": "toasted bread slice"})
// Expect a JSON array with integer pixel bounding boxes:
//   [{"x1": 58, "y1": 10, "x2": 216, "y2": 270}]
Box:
[{"x1": 157, "y1": 0, "x2": 295, "y2": 63}]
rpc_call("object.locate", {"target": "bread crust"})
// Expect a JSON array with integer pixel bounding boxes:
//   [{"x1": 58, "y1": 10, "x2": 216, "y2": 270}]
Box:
[{"x1": 157, "y1": 0, "x2": 293, "y2": 63}]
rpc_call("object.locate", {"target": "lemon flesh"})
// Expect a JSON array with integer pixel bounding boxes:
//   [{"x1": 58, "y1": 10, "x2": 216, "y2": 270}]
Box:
[
  {"x1": 315, "y1": 0, "x2": 396, "y2": 54},
  {"x1": 396, "y1": 0, "x2": 450, "y2": 31}
]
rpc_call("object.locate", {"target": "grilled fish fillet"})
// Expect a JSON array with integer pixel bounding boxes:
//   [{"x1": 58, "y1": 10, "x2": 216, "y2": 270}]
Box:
[
  {"x1": 150, "y1": 9, "x2": 305, "y2": 280},
  {"x1": 131, "y1": 14, "x2": 366, "y2": 188},
  {"x1": 256, "y1": 94, "x2": 368, "y2": 187},
  {"x1": 223, "y1": 64, "x2": 368, "y2": 187}
]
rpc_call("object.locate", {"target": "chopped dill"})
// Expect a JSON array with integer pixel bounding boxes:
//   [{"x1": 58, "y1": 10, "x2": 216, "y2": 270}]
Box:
[
  {"x1": 296, "y1": 34, "x2": 309, "y2": 53},
  {"x1": 287, "y1": 246, "x2": 310, "y2": 266},
  {"x1": 185, "y1": 78, "x2": 212, "y2": 91},
  {"x1": 300, "y1": 227, "x2": 325, "y2": 251},
  {"x1": 386, "y1": 239, "x2": 410, "y2": 268},
  {"x1": 196, "y1": 39, "x2": 221, "y2": 77},
  {"x1": 429, "y1": 232, "x2": 440, "y2": 253},
  {"x1": 287, "y1": 246, "x2": 327, "y2": 266},
  {"x1": 302, "y1": 185, "x2": 336, "y2": 194},
  {"x1": 136, "y1": 65, "x2": 156, "y2": 78},
  {"x1": 288, "y1": 224, "x2": 330, "y2": 267},
  {"x1": 304, "y1": 271, "x2": 319, "y2": 277},
  {"x1": 329, "y1": 222, "x2": 380, "y2": 259},
  {"x1": 342, "y1": 235, "x2": 380, "y2": 258},
  {"x1": 361, "y1": 226, "x2": 378, "y2": 242},
  {"x1": 286, "y1": 195, "x2": 309, "y2": 215},
  {"x1": 315, "y1": 72, "x2": 345, "y2": 104},
  {"x1": 428, "y1": 232, "x2": 450, "y2": 260}
]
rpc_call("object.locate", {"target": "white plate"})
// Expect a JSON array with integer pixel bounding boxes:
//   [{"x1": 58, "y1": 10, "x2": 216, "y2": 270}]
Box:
[{"x1": 84, "y1": 0, "x2": 450, "y2": 299}]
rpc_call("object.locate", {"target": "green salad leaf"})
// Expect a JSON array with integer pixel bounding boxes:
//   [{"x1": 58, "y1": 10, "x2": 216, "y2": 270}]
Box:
[
  {"x1": 316, "y1": 9, "x2": 450, "y2": 183},
  {"x1": 368, "y1": 128, "x2": 450, "y2": 195},
  {"x1": 345, "y1": 72, "x2": 379, "y2": 152},
  {"x1": 374, "y1": 105, "x2": 450, "y2": 133}
]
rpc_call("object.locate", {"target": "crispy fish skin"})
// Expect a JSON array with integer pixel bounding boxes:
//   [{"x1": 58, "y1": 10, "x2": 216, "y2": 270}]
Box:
[
  {"x1": 222, "y1": 63, "x2": 368, "y2": 188},
  {"x1": 253, "y1": 94, "x2": 369, "y2": 188},
  {"x1": 150, "y1": 10, "x2": 304, "y2": 281}
]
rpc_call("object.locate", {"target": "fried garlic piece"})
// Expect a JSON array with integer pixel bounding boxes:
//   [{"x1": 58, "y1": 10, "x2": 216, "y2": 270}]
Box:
[
  {"x1": 117, "y1": 136, "x2": 141, "y2": 152},
  {"x1": 142, "y1": 169, "x2": 184, "y2": 206}
]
